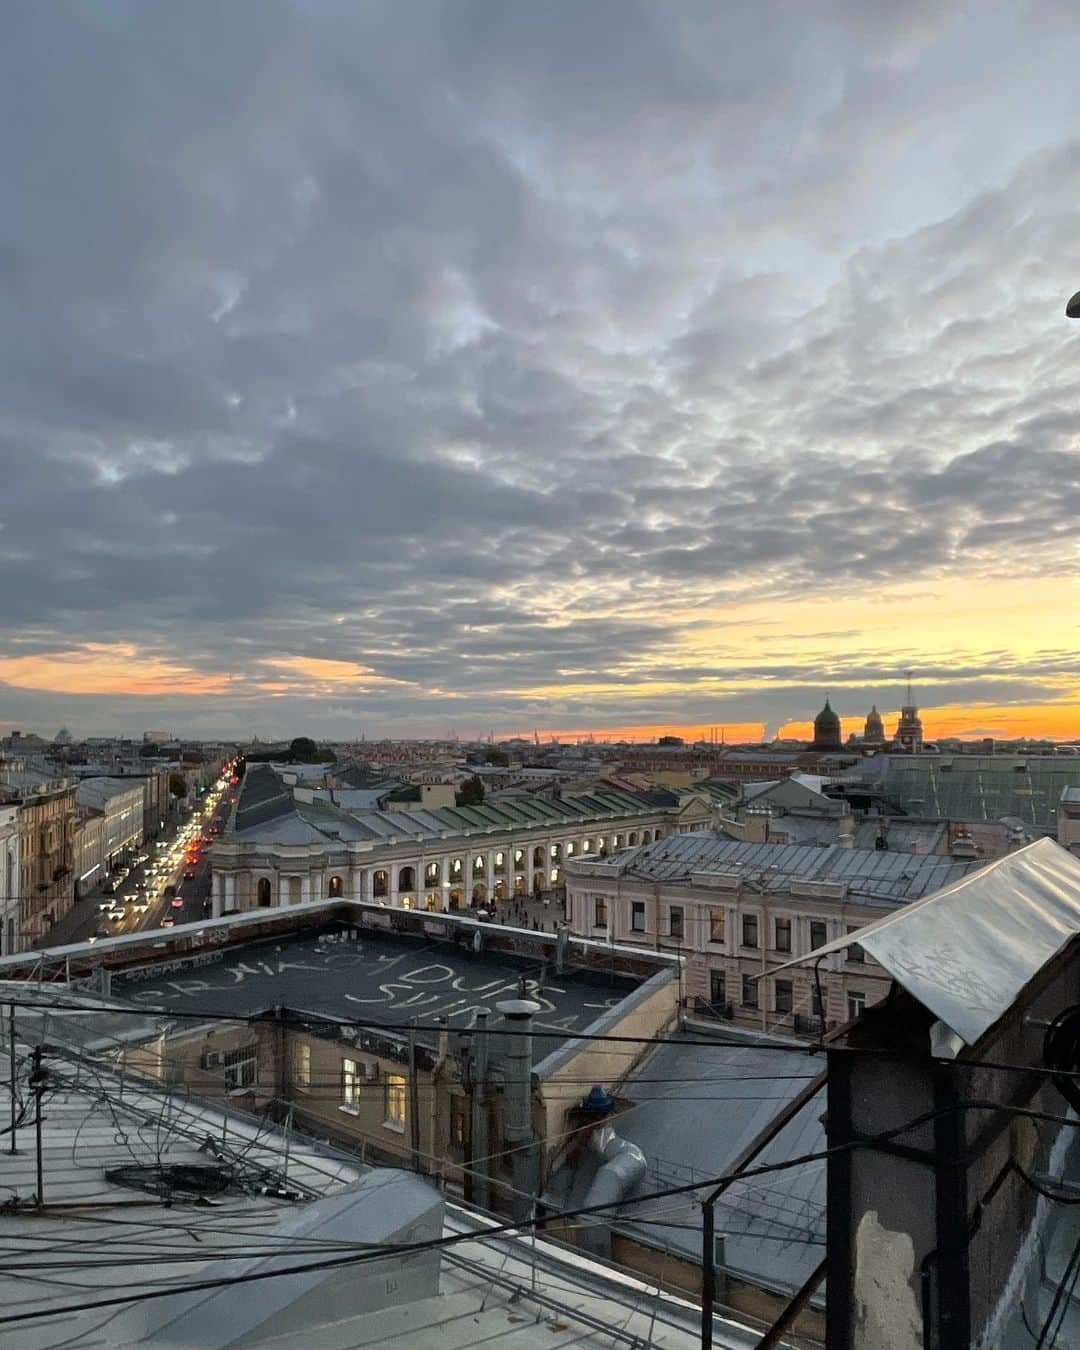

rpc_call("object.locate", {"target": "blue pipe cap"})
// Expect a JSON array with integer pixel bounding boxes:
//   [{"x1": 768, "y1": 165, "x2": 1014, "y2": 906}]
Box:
[{"x1": 582, "y1": 1085, "x2": 615, "y2": 1116}]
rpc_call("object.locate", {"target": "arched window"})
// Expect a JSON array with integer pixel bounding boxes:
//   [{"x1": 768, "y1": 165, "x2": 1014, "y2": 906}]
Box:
[
  {"x1": 328, "y1": 875, "x2": 343, "y2": 898},
  {"x1": 532, "y1": 846, "x2": 544, "y2": 867},
  {"x1": 373, "y1": 870, "x2": 389, "y2": 898},
  {"x1": 641, "y1": 830, "x2": 651, "y2": 845},
  {"x1": 256, "y1": 878, "x2": 272, "y2": 908},
  {"x1": 425, "y1": 862, "x2": 441, "y2": 886},
  {"x1": 4, "y1": 850, "x2": 13, "y2": 900},
  {"x1": 628, "y1": 832, "x2": 638, "y2": 846},
  {"x1": 398, "y1": 865, "x2": 416, "y2": 892}
]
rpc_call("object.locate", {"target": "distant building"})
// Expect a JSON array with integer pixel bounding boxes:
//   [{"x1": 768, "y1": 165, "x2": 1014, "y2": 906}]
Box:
[
  {"x1": 811, "y1": 698, "x2": 842, "y2": 751},
  {"x1": 0, "y1": 806, "x2": 19, "y2": 955},
  {"x1": 863, "y1": 704, "x2": 885, "y2": 746}
]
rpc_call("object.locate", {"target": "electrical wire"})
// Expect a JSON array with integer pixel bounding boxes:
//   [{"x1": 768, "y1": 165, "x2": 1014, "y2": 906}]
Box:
[
  {"x1": 6, "y1": 989, "x2": 1080, "y2": 1082},
  {"x1": 1, "y1": 1096, "x2": 1078, "y2": 1328}
]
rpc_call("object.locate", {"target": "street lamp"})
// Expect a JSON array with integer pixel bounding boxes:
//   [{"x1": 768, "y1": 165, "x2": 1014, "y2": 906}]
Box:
[{"x1": 1067, "y1": 291, "x2": 1080, "y2": 318}]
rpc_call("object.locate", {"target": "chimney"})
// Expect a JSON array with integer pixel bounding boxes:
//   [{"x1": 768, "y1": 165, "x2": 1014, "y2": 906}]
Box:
[{"x1": 494, "y1": 998, "x2": 542, "y2": 1221}]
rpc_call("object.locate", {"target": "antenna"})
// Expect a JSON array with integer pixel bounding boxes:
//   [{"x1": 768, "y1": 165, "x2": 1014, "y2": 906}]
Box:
[{"x1": 906, "y1": 669, "x2": 913, "y2": 705}]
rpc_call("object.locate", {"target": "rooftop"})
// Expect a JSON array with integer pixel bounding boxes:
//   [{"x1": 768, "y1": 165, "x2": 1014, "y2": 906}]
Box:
[
  {"x1": 544, "y1": 1033, "x2": 826, "y2": 1301},
  {"x1": 850, "y1": 753, "x2": 1080, "y2": 835},
  {"x1": 769, "y1": 837, "x2": 1080, "y2": 1044},
  {"x1": 569, "y1": 831, "x2": 985, "y2": 908},
  {"x1": 232, "y1": 763, "x2": 674, "y2": 845},
  {"x1": 113, "y1": 922, "x2": 651, "y2": 1055}
]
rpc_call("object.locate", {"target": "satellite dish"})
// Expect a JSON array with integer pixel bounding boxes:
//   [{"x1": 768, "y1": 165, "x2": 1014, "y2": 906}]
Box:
[{"x1": 1067, "y1": 290, "x2": 1080, "y2": 319}]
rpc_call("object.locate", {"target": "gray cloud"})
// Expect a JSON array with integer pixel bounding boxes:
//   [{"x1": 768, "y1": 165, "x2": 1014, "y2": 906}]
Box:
[{"x1": 1, "y1": 2, "x2": 1079, "y2": 737}]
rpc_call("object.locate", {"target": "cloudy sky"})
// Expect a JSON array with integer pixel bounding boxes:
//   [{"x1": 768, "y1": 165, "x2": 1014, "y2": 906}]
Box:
[{"x1": 2, "y1": 1, "x2": 1079, "y2": 743}]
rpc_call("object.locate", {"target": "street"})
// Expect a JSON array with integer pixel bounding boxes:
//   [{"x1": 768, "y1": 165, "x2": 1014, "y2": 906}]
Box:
[{"x1": 37, "y1": 775, "x2": 235, "y2": 949}]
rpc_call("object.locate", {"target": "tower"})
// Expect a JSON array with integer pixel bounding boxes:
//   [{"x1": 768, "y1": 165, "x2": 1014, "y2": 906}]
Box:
[
  {"x1": 894, "y1": 671, "x2": 924, "y2": 752},
  {"x1": 811, "y1": 697, "x2": 843, "y2": 751}
]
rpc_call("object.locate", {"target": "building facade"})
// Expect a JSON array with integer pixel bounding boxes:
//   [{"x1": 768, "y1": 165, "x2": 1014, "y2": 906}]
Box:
[
  {"x1": 0, "y1": 806, "x2": 20, "y2": 956},
  {"x1": 15, "y1": 782, "x2": 77, "y2": 945},
  {"x1": 208, "y1": 766, "x2": 714, "y2": 918},
  {"x1": 564, "y1": 833, "x2": 983, "y2": 1036},
  {"x1": 74, "y1": 778, "x2": 144, "y2": 867}
]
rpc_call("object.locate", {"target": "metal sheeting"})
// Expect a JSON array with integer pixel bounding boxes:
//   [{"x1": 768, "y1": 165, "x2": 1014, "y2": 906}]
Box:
[
  {"x1": 613, "y1": 832, "x2": 981, "y2": 904},
  {"x1": 768, "y1": 838, "x2": 1080, "y2": 1045}
]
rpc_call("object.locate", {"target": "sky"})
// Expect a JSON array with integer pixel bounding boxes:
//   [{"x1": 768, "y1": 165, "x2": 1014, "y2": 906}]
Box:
[{"x1": 2, "y1": 0, "x2": 1080, "y2": 744}]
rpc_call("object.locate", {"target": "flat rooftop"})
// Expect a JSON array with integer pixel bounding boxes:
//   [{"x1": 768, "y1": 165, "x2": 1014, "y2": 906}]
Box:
[{"x1": 114, "y1": 924, "x2": 647, "y2": 1050}]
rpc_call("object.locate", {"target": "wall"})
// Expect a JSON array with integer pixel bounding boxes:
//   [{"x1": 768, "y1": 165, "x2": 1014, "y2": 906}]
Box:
[{"x1": 0, "y1": 806, "x2": 20, "y2": 956}]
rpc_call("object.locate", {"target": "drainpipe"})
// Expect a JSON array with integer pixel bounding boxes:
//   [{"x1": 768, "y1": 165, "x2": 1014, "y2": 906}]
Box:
[
  {"x1": 495, "y1": 998, "x2": 542, "y2": 1222},
  {"x1": 469, "y1": 1009, "x2": 492, "y2": 1211}
]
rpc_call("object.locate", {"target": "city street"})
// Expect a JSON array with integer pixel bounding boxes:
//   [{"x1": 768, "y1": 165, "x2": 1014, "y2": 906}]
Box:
[{"x1": 37, "y1": 774, "x2": 235, "y2": 949}]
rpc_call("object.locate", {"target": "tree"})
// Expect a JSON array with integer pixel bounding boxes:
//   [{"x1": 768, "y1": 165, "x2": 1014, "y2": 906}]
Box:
[
  {"x1": 483, "y1": 748, "x2": 509, "y2": 766},
  {"x1": 168, "y1": 772, "x2": 188, "y2": 798},
  {"x1": 455, "y1": 775, "x2": 485, "y2": 807},
  {"x1": 288, "y1": 737, "x2": 319, "y2": 762}
]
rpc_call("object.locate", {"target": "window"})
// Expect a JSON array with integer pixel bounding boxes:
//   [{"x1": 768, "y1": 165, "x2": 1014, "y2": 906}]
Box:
[
  {"x1": 327, "y1": 875, "x2": 343, "y2": 898},
  {"x1": 294, "y1": 1042, "x2": 311, "y2": 1091},
  {"x1": 709, "y1": 970, "x2": 726, "y2": 1008},
  {"x1": 709, "y1": 909, "x2": 726, "y2": 943},
  {"x1": 669, "y1": 906, "x2": 684, "y2": 940},
  {"x1": 774, "y1": 918, "x2": 792, "y2": 953},
  {"x1": 774, "y1": 980, "x2": 793, "y2": 1015},
  {"x1": 847, "y1": 991, "x2": 866, "y2": 1021},
  {"x1": 741, "y1": 914, "x2": 759, "y2": 949},
  {"x1": 594, "y1": 896, "x2": 608, "y2": 928},
  {"x1": 846, "y1": 925, "x2": 865, "y2": 963},
  {"x1": 631, "y1": 901, "x2": 646, "y2": 933},
  {"x1": 809, "y1": 920, "x2": 828, "y2": 950},
  {"x1": 385, "y1": 1073, "x2": 407, "y2": 1129},
  {"x1": 222, "y1": 1044, "x2": 257, "y2": 1090},
  {"x1": 342, "y1": 1058, "x2": 360, "y2": 1111},
  {"x1": 256, "y1": 877, "x2": 272, "y2": 907},
  {"x1": 742, "y1": 974, "x2": 759, "y2": 1009}
]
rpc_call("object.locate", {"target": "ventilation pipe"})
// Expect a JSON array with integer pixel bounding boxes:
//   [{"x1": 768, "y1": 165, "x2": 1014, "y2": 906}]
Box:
[
  {"x1": 576, "y1": 1085, "x2": 647, "y2": 1256},
  {"x1": 494, "y1": 998, "x2": 541, "y2": 1221}
]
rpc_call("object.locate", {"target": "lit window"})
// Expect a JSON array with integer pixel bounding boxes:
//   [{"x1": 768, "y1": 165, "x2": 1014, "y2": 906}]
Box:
[
  {"x1": 342, "y1": 1058, "x2": 360, "y2": 1110},
  {"x1": 385, "y1": 1074, "x2": 407, "y2": 1128},
  {"x1": 294, "y1": 1042, "x2": 311, "y2": 1091}
]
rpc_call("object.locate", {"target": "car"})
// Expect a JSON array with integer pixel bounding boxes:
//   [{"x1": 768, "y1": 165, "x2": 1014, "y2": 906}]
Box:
[
  {"x1": 171, "y1": 897, "x2": 184, "y2": 908},
  {"x1": 108, "y1": 909, "x2": 125, "y2": 923},
  {"x1": 97, "y1": 900, "x2": 113, "y2": 912},
  {"x1": 160, "y1": 917, "x2": 175, "y2": 928},
  {"x1": 103, "y1": 881, "x2": 116, "y2": 895}
]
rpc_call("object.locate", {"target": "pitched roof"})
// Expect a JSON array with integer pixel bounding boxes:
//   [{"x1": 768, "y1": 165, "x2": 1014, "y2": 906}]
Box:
[{"x1": 767, "y1": 837, "x2": 1080, "y2": 1044}]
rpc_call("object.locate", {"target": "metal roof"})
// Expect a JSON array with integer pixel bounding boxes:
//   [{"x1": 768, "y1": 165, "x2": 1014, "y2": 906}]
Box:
[
  {"x1": 543, "y1": 1035, "x2": 826, "y2": 1299},
  {"x1": 768, "y1": 838, "x2": 1080, "y2": 1044},
  {"x1": 587, "y1": 831, "x2": 983, "y2": 906},
  {"x1": 856, "y1": 755, "x2": 1080, "y2": 836},
  {"x1": 234, "y1": 769, "x2": 668, "y2": 847}
]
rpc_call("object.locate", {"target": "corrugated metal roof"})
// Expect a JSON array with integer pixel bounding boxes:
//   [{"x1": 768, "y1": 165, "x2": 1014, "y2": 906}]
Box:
[{"x1": 768, "y1": 837, "x2": 1080, "y2": 1044}]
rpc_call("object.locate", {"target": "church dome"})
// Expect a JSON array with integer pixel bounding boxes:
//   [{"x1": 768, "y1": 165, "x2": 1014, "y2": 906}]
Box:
[
  {"x1": 864, "y1": 705, "x2": 885, "y2": 744},
  {"x1": 812, "y1": 698, "x2": 842, "y2": 750}
]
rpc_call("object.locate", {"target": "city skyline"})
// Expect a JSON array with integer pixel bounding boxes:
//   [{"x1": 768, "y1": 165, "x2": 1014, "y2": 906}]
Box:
[{"x1": 2, "y1": 4, "x2": 1079, "y2": 743}]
